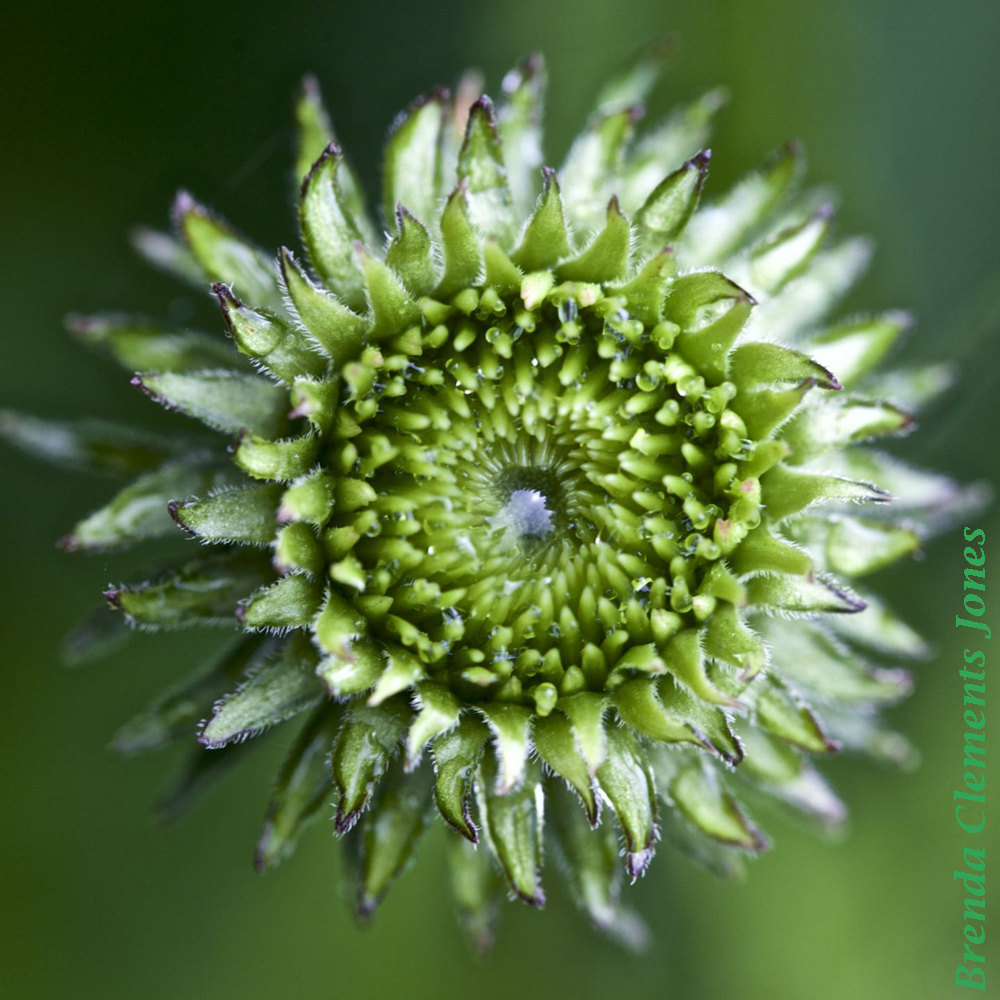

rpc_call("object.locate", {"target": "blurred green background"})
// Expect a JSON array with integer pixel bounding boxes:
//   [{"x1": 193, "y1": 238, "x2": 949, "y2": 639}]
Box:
[{"x1": 2, "y1": 1, "x2": 998, "y2": 997}]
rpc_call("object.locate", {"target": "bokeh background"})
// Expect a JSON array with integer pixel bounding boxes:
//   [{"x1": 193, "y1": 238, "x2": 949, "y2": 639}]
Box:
[{"x1": 2, "y1": 1, "x2": 998, "y2": 997}]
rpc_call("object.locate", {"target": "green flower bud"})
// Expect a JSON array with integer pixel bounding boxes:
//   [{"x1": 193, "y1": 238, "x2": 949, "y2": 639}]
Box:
[{"x1": 3, "y1": 48, "x2": 984, "y2": 951}]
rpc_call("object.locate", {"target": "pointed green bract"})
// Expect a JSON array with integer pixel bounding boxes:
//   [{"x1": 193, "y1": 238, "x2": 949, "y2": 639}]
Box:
[
  {"x1": 280, "y1": 248, "x2": 369, "y2": 364},
  {"x1": 635, "y1": 150, "x2": 709, "y2": 251},
  {"x1": 134, "y1": 370, "x2": 289, "y2": 438},
  {"x1": 670, "y1": 759, "x2": 767, "y2": 850},
  {"x1": 214, "y1": 284, "x2": 327, "y2": 383},
  {"x1": 457, "y1": 97, "x2": 514, "y2": 242},
  {"x1": 256, "y1": 703, "x2": 342, "y2": 871},
  {"x1": 478, "y1": 754, "x2": 545, "y2": 906},
  {"x1": 561, "y1": 107, "x2": 638, "y2": 232},
  {"x1": 386, "y1": 208, "x2": 437, "y2": 296},
  {"x1": 497, "y1": 54, "x2": 546, "y2": 216},
  {"x1": 68, "y1": 313, "x2": 241, "y2": 373},
  {"x1": 432, "y1": 715, "x2": 490, "y2": 842},
  {"x1": 63, "y1": 462, "x2": 225, "y2": 551},
  {"x1": 383, "y1": 91, "x2": 446, "y2": 232},
  {"x1": 106, "y1": 551, "x2": 272, "y2": 628},
  {"x1": 0, "y1": 412, "x2": 182, "y2": 476},
  {"x1": 174, "y1": 191, "x2": 284, "y2": 313},
  {"x1": 331, "y1": 700, "x2": 409, "y2": 833},
  {"x1": 201, "y1": 634, "x2": 323, "y2": 748},
  {"x1": 300, "y1": 145, "x2": 368, "y2": 310},
  {"x1": 596, "y1": 726, "x2": 658, "y2": 879},
  {"x1": 114, "y1": 636, "x2": 271, "y2": 754}
]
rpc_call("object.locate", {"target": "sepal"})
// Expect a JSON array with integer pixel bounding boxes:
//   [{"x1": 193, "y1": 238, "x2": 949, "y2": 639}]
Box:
[{"x1": 200, "y1": 632, "x2": 324, "y2": 747}]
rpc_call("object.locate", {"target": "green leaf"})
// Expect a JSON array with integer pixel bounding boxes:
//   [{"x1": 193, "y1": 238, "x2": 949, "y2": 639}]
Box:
[
  {"x1": 761, "y1": 618, "x2": 913, "y2": 705},
  {"x1": 173, "y1": 191, "x2": 284, "y2": 313},
  {"x1": 594, "y1": 37, "x2": 673, "y2": 113},
  {"x1": 658, "y1": 675, "x2": 745, "y2": 764},
  {"x1": 356, "y1": 758, "x2": 433, "y2": 918},
  {"x1": 238, "y1": 574, "x2": 323, "y2": 631},
  {"x1": 67, "y1": 313, "x2": 240, "y2": 373},
  {"x1": 613, "y1": 248, "x2": 676, "y2": 327},
  {"x1": 113, "y1": 635, "x2": 271, "y2": 754},
  {"x1": 822, "y1": 448, "x2": 987, "y2": 531},
  {"x1": 865, "y1": 361, "x2": 957, "y2": 411},
  {"x1": 670, "y1": 759, "x2": 768, "y2": 850},
  {"x1": 0, "y1": 411, "x2": 183, "y2": 476},
  {"x1": 316, "y1": 637, "x2": 386, "y2": 698},
  {"x1": 432, "y1": 716, "x2": 490, "y2": 842},
  {"x1": 383, "y1": 90, "x2": 446, "y2": 232},
  {"x1": 615, "y1": 677, "x2": 698, "y2": 744},
  {"x1": 738, "y1": 729, "x2": 846, "y2": 828},
  {"x1": 131, "y1": 226, "x2": 204, "y2": 286},
  {"x1": 367, "y1": 643, "x2": 424, "y2": 706},
  {"x1": 213, "y1": 284, "x2": 326, "y2": 383},
  {"x1": 657, "y1": 800, "x2": 747, "y2": 881},
  {"x1": 728, "y1": 525, "x2": 813, "y2": 578},
  {"x1": 635, "y1": 150, "x2": 710, "y2": 250},
  {"x1": 496, "y1": 54, "x2": 546, "y2": 216},
  {"x1": 279, "y1": 248, "x2": 370, "y2": 364},
  {"x1": 595, "y1": 725, "x2": 658, "y2": 879},
  {"x1": 457, "y1": 96, "x2": 514, "y2": 242},
  {"x1": 274, "y1": 522, "x2": 324, "y2": 576},
  {"x1": 751, "y1": 238, "x2": 872, "y2": 342},
  {"x1": 663, "y1": 629, "x2": 731, "y2": 705},
  {"x1": 299, "y1": 144, "x2": 368, "y2": 310},
  {"x1": 277, "y1": 469, "x2": 335, "y2": 527},
  {"x1": 134, "y1": 370, "x2": 289, "y2": 438},
  {"x1": 62, "y1": 462, "x2": 226, "y2": 551},
  {"x1": 782, "y1": 395, "x2": 914, "y2": 462},
  {"x1": 330, "y1": 700, "x2": 409, "y2": 833},
  {"x1": 106, "y1": 551, "x2": 271, "y2": 628},
  {"x1": 533, "y1": 711, "x2": 599, "y2": 824},
  {"x1": 823, "y1": 586, "x2": 929, "y2": 659},
  {"x1": 255, "y1": 702, "x2": 343, "y2": 871},
  {"x1": 200, "y1": 633, "x2": 323, "y2": 747},
  {"x1": 477, "y1": 754, "x2": 545, "y2": 906}
]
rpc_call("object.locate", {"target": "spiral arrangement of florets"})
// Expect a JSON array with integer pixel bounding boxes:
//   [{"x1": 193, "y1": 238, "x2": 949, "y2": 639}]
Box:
[{"x1": 1, "y1": 48, "x2": 980, "y2": 948}]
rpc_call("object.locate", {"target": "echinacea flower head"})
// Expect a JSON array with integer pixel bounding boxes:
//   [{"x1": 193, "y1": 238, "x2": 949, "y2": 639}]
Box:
[{"x1": 2, "y1": 46, "x2": 981, "y2": 949}]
